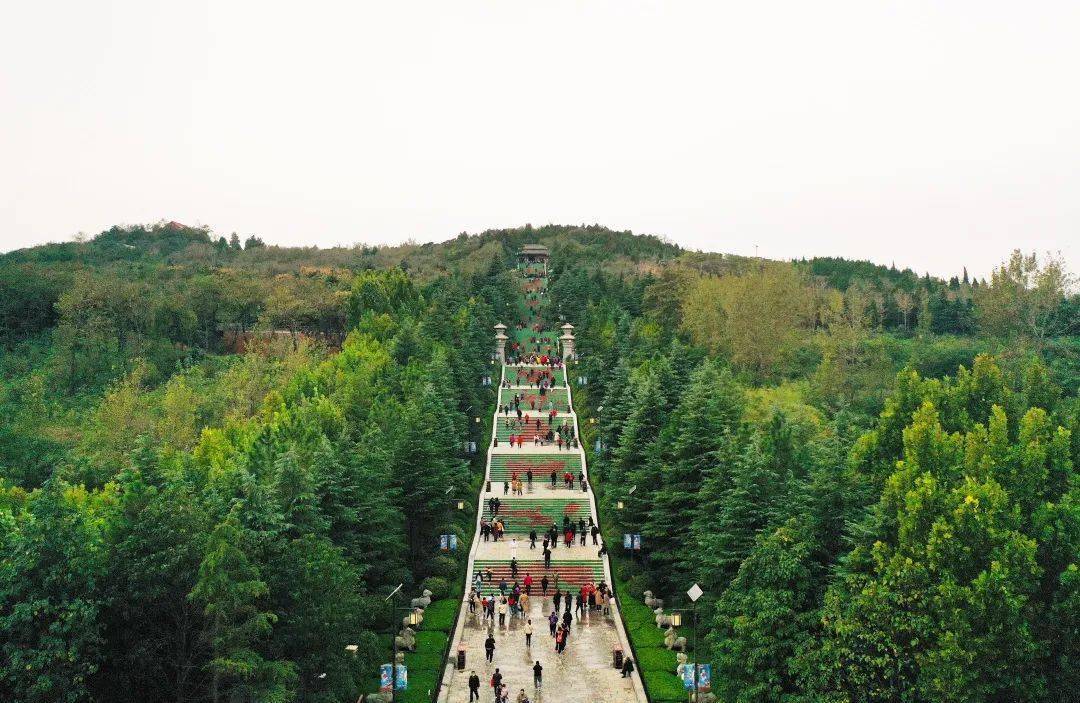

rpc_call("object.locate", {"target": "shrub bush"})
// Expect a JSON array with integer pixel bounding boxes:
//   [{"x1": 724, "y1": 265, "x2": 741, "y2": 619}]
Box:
[
  {"x1": 429, "y1": 554, "x2": 460, "y2": 579},
  {"x1": 421, "y1": 576, "x2": 450, "y2": 601}
]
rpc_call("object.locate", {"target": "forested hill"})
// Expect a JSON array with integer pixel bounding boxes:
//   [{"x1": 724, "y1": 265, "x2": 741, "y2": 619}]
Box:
[{"x1": 1, "y1": 221, "x2": 1078, "y2": 703}]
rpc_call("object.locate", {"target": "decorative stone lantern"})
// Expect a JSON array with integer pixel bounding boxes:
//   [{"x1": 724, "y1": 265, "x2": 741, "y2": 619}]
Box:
[
  {"x1": 559, "y1": 323, "x2": 575, "y2": 360},
  {"x1": 494, "y1": 323, "x2": 508, "y2": 364}
]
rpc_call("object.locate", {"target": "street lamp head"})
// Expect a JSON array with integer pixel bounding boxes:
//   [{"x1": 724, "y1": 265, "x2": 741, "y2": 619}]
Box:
[
  {"x1": 670, "y1": 611, "x2": 683, "y2": 627},
  {"x1": 617, "y1": 500, "x2": 624, "y2": 510},
  {"x1": 457, "y1": 500, "x2": 465, "y2": 510}
]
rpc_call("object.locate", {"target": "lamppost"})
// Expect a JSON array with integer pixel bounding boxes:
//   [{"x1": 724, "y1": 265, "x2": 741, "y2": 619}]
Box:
[
  {"x1": 445, "y1": 485, "x2": 466, "y2": 512},
  {"x1": 670, "y1": 583, "x2": 704, "y2": 701},
  {"x1": 386, "y1": 584, "x2": 419, "y2": 703},
  {"x1": 593, "y1": 406, "x2": 604, "y2": 455}
]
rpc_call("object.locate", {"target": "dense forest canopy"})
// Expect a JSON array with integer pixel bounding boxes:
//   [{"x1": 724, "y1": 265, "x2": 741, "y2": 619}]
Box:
[{"x1": 1, "y1": 221, "x2": 1078, "y2": 703}]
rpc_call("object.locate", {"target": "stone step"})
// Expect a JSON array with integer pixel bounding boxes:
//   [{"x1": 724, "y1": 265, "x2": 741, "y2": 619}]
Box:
[
  {"x1": 499, "y1": 388, "x2": 569, "y2": 411},
  {"x1": 506, "y1": 366, "x2": 565, "y2": 386},
  {"x1": 471, "y1": 559, "x2": 605, "y2": 596},
  {"x1": 493, "y1": 420, "x2": 576, "y2": 443},
  {"x1": 488, "y1": 454, "x2": 582, "y2": 482},
  {"x1": 481, "y1": 498, "x2": 593, "y2": 532}
]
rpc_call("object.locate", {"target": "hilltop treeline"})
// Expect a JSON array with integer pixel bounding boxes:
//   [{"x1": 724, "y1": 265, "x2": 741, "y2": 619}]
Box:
[{"x1": 1, "y1": 221, "x2": 1078, "y2": 703}]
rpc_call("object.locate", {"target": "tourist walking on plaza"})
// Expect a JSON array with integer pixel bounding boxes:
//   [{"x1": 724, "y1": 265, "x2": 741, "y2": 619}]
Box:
[
  {"x1": 469, "y1": 671, "x2": 481, "y2": 702},
  {"x1": 485, "y1": 636, "x2": 496, "y2": 663},
  {"x1": 541, "y1": 574, "x2": 549, "y2": 595},
  {"x1": 524, "y1": 618, "x2": 533, "y2": 647},
  {"x1": 621, "y1": 657, "x2": 635, "y2": 678},
  {"x1": 548, "y1": 611, "x2": 558, "y2": 636},
  {"x1": 533, "y1": 661, "x2": 543, "y2": 690}
]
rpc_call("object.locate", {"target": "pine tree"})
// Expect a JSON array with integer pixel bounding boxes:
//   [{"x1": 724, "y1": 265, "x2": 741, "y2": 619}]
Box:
[
  {"x1": 94, "y1": 450, "x2": 212, "y2": 703},
  {"x1": 189, "y1": 513, "x2": 296, "y2": 703},
  {"x1": 609, "y1": 357, "x2": 676, "y2": 531},
  {"x1": 691, "y1": 432, "x2": 784, "y2": 596},
  {"x1": 265, "y1": 534, "x2": 368, "y2": 703},
  {"x1": 644, "y1": 361, "x2": 744, "y2": 594},
  {"x1": 273, "y1": 450, "x2": 327, "y2": 538},
  {"x1": 311, "y1": 435, "x2": 408, "y2": 589},
  {"x1": 386, "y1": 380, "x2": 467, "y2": 572}
]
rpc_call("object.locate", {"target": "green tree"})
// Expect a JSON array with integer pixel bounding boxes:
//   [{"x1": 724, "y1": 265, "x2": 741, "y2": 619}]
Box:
[
  {"x1": 0, "y1": 481, "x2": 107, "y2": 703},
  {"x1": 692, "y1": 430, "x2": 785, "y2": 596},
  {"x1": 93, "y1": 444, "x2": 212, "y2": 702},
  {"x1": 644, "y1": 361, "x2": 743, "y2": 594},
  {"x1": 189, "y1": 513, "x2": 296, "y2": 703},
  {"x1": 384, "y1": 380, "x2": 467, "y2": 572},
  {"x1": 711, "y1": 521, "x2": 816, "y2": 703}
]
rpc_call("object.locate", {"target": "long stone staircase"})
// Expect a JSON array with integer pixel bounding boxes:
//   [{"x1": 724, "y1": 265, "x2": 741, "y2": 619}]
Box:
[{"x1": 438, "y1": 260, "x2": 644, "y2": 703}]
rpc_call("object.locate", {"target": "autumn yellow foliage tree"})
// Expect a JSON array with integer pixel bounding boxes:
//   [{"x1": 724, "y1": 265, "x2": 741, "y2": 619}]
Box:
[{"x1": 680, "y1": 263, "x2": 813, "y2": 376}]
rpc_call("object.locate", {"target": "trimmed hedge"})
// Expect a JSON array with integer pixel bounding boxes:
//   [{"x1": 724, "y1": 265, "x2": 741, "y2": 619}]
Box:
[
  {"x1": 643, "y1": 670, "x2": 688, "y2": 702},
  {"x1": 398, "y1": 628, "x2": 451, "y2": 703},
  {"x1": 635, "y1": 646, "x2": 677, "y2": 673},
  {"x1": 420, "y1": 598, "x2": 458, "y2": 632}
]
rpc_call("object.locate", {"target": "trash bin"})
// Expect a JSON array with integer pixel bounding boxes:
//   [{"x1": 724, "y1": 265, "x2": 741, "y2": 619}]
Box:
[
  {"x1": 486, "y1": 480, "x2": 492, "y2": 493},
  {"x1": 613, "y1": 647, "x2": 624, "y2": 670},
  {"x1": 457, "y1": 646, "x2": 466, "y2": 671}
]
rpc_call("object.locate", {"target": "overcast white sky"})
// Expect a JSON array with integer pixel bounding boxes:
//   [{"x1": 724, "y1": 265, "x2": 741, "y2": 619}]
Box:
[{"x1": 2, "y1": 1, "x2": 1078, "y2": 278}]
